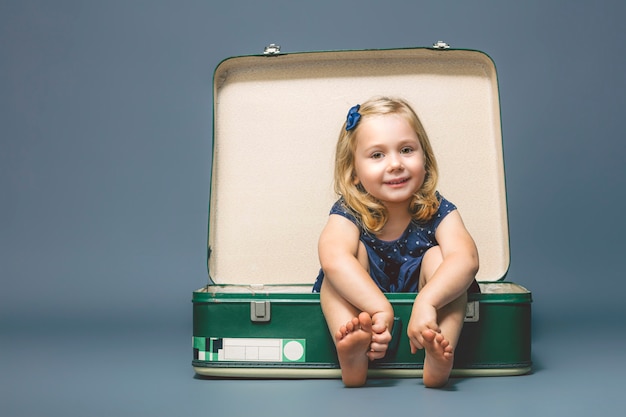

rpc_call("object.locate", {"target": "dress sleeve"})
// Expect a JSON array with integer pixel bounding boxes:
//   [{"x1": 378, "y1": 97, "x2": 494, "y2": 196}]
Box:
[
  {"x1": 328, "y1": 199, "x2": 360, "y2": 228},
  {"x1": 429, "y1": 193, "x2": 457, "y2": 230}
]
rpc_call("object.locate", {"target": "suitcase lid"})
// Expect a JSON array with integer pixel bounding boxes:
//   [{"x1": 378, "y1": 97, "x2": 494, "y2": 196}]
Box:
[{"x1": 208, "y1": 44, "x2": 509, "y2": 286}]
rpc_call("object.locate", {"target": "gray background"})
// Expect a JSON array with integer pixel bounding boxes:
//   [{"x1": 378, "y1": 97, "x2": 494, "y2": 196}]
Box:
[{"x1": 2, "y1": 0, "x2": 625, "y2": 416}]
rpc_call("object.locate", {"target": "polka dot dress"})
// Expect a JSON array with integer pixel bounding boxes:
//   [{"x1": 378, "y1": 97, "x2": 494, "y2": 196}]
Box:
[{"x1": 313, "y1": 193, "x2": 456, "y2": 293}]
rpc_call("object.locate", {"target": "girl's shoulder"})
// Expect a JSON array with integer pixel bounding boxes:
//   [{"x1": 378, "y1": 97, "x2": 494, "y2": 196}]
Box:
[
  {"x1": 435, "y1": 192, "x2": 456, "y2": 214},
  {"x1": 428, "y1": 192, "x2": 457, "y2": 227},
  {"x1": 329, "y1": 198, "x2": 359, "y2": 225}
]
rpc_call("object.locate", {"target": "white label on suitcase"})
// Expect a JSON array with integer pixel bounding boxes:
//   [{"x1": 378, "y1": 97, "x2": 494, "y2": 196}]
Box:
[{"x1": 193, "y1": 337, "x2": 306, "y2": 362}]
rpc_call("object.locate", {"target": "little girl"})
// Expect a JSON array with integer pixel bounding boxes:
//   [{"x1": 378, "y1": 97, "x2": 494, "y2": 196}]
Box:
[{"x1": 313, "y1": 97, "x2": 479, "y2": 388}]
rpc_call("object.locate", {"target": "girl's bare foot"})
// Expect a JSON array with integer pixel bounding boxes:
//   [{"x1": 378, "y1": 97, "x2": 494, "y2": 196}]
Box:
[
  {"x1": 335, "y1": 312, "x2": 373, "y2": 387},
  {"x1": 421, "y1": 328, "x2": 454, "y2": 388}
]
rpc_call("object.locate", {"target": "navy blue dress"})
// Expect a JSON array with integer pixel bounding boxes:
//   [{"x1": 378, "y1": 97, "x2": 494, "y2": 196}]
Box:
[{"x1": 312, "y1": 193, "x2": 459, "y2": 293}]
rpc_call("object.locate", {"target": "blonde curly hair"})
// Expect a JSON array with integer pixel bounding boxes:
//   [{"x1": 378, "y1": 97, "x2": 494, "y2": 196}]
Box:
[{"x1": 334, "y1": 96, "x2": 440, "y2": 233}]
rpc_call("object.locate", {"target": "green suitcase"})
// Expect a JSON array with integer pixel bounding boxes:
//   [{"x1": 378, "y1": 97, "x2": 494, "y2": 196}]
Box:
[{"x1": 192, "y1": 43, "x2": 532, "y2": 379}]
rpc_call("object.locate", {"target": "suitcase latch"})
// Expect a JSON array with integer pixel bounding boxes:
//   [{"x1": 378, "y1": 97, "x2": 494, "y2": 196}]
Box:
[
  {"x1": 432, "y1": 41, "x2": 450, "y2": 50},
  {"x1": 251, "y1": 301, "x2": 271, "y2": 322},
  {"x1": 263, "y1": 43, "x2": 281, "y2": 55},
  {"x1": 464, "y1": 301, "x2": 479, "y2": 323}
]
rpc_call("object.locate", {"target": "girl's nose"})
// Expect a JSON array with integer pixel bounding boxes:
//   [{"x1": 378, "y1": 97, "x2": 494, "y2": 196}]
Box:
[{"x1": 388, "y1": 155, "x2": 403, "y2": 171}]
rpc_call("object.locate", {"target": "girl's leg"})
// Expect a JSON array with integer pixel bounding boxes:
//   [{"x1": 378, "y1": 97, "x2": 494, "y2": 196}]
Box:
[
  {"x1": 418, "y1": 247, "x2": 468, "y2": 388},
  {"x1": 320, "y1": 278, "x2": 373, "y2": 387},
  {"x1": 318, "y1": 241, "x2": 374, "y2": 387}
]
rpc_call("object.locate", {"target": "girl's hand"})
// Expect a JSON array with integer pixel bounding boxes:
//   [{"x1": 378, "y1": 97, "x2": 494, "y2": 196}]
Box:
[
  {"x1": 407, "y1": 301, "x2": 440, "y2": 354},
  {"x1": 367, "y1": 311, "x2": 393, "y2": 361}
]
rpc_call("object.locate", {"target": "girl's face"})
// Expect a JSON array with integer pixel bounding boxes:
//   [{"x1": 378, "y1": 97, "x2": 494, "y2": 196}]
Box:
[{"x1": 353, "y1": 114, "x2": 426, "y2": 209}]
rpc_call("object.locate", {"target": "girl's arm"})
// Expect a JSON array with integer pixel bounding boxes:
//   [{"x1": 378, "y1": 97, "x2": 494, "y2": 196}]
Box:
[
  {"x1": 415, "y1": 210, "x2": 479, "y2": 310},
  {"x1": 318, "y1": 214, "x2": 393, "y2": 319}
]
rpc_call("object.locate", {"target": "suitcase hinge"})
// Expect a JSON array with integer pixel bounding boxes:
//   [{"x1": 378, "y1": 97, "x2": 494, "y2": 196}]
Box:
[
  {"x1": 432, "y1": 41, "x2": 451, "y2": 50},
  {"x1": 263, "y1": 43, "x2": 281, "y2": 55},
  {"x1": 251, "y1": 301, "x2": 271, "y2": 322},
  {"x1": 464, "y1": 301, "x2": 479, "y2": 323}
]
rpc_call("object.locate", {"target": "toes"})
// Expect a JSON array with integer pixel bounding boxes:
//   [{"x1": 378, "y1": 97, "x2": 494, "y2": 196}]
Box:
[
  {"x1": 345, "y1": 321, "x2": 354, "y2": 334},
  {"x1": 345, "y1": 317, "x2": 360, "y2": 333},
  {"x1": 335, "y1": 329, "x2": 345, "y2": 342},
  {"x1": 421, "y1": 329, "x2": 437, "y2": 342},
  {"x1": 420, "y1": 329, "x2": 455, "y2": 360},
  {"x1": 358, "y1": 312, "x2": 373, "y2": 332},
  {"x1": 336, "y1": 315, "x2": 373, "y2": 343}
]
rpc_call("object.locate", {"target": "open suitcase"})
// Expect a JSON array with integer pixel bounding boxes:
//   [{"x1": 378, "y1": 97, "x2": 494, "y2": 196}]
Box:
[{"x1": 192, "y1": 43, "x2": 532, "y2": 379}]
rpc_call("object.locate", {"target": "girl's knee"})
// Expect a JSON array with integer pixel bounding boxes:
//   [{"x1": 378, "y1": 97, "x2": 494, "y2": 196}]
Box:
[{"x1": 423, "y1": 246, "x2": 443, "y2": 264}]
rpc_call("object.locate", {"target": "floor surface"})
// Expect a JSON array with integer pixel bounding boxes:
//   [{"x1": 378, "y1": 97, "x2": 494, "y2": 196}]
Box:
[{"x1": 2, "y1": 314, "x2": 624, "y2": 417}]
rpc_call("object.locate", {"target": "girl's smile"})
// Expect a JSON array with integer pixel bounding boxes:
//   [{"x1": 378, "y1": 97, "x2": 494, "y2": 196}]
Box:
[
  {"x1": 353, "y1": 114, "x2": 426, "y2": 208},
  {"x1": 384, "y1": 177, "x2": 411, "y2": 187}
]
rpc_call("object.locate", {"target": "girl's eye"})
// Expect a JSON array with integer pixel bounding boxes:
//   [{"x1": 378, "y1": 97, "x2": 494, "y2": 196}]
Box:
[
  {"x1": 400, "y1": 147, "x2": 414, "y2": 154},
  {"x1": 371, "y1": 152, "x2": 384, "y2": 159}
]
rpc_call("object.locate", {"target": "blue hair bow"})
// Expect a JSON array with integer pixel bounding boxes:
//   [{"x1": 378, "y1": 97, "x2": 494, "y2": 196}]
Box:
[{"x1": 345, "y1": 104, "x2": 361, "y2": 131}]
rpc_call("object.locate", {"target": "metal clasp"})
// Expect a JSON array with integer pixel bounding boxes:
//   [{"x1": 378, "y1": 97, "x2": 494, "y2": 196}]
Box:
[
  {"x1": 263, "y1": 43, "x2": 281, "y2": 55},
  {"x1": 251, "y1": 301, "x2": 271, "y2": 322},
  {"x1": 432, "y1": 41, "x2": 450, "y2": 49},
  {"x1": 464, "y1": 301, "x2": 479, "y2": 323}
]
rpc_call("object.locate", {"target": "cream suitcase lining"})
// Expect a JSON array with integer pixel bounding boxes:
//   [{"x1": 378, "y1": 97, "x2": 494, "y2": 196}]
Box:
[{"x1": 209, "y1": 47, "x2": 508, "y2": 287}]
